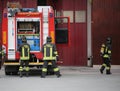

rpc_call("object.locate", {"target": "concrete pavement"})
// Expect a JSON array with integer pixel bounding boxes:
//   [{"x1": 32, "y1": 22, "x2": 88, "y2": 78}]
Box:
[{"x1": 0, "y1": 65, "x2": 120, "y2": 91}]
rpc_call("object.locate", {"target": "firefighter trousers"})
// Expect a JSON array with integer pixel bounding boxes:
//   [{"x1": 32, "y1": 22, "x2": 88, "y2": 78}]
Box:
[
  {"x1": 100, "y1": 58, "x2": 111, "y2": 74},
  {"x1": 41, "y1": 60, "x2": 61, "y2": 77},
  {"x1": 0, "y1": 54, "x2": 2, "y2": 69},
  {"x1": 19, "y1": 60, "x2": 30, "y2": 77}
]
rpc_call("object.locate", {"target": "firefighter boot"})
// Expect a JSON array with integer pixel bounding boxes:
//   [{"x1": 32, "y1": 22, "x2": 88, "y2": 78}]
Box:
[
  {"x1": 55, "y1": 71, "x2": 62, "y2": 78},
  {"x1": 26, "y1": 71, "x2": 29, "y2": 77},
  {"x1": 100, "y1": 66, "x2": 105, "y2": 74},
  {"x1": 106, "y1": 69, "x2": 111, "y2": 75},
  {"x1": 19, "y1": 66, "x2": 23, "y2": 77},
  {"x1": 25, "y1": 67, "x2": 30, "y2": 77},
  {"x1": 41, "y1": 68, "x2": 47, "y2": 78},
  {"x1": 19, "y1": 71, "x2": 23, "y2": 77},
  {"x1": 0, "y1": 61, "x2": 1, "y2": 69},
  {"x1": 41, "y1": 72, "x2": 46, "y2": 78}
]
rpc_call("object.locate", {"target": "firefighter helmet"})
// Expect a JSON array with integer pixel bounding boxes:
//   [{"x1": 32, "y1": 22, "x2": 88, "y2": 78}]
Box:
[
  {"x1": 22, "y1": 35, "x2": 27, "y2": 43},
  {"x1": 47, "y1": 36, "x2": 52, "y2": 42},
  {"x1": 106, "y1": 37, "x2": 111, "y2": 41},
  {"x1": 106, "y1": 37, "x2": 112, "y2": 44}
]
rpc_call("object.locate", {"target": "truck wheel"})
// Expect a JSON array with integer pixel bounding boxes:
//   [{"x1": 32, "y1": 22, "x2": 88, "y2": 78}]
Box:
[
  {"x1": 5, "y1": 66, "x2": 19, "y2": 75},
  {"x1": 5, "y1": 71, "x2": 11, "y2": 75}
]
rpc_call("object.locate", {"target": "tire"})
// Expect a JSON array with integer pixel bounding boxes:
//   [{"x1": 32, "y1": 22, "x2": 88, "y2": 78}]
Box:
[
  {"x1": 5, "y1": 66, "x2": 19, "y2": 75},
  {"x1": 5, "y1": 71, "x2": 11, "y2": 75}
]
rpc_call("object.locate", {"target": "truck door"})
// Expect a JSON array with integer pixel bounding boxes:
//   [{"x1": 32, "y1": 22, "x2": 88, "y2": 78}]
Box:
[{"x1": 55, "y1": 17, "x2": 70, "y2": 46}]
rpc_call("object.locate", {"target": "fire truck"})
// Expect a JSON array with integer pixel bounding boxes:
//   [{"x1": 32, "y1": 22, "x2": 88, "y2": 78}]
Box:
[{"x1": 2, "y1": 4, "x2": 70, "y2": 75}]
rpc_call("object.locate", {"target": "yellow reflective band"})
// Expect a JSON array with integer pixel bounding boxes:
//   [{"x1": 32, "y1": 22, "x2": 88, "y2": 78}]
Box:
[
  {"x1": 43, "y1": 57, "x2": 56, "y2": 60},
  {"x1": 24, "y1": 45, "x2": 29, "y2": 48},
  {"x1": 44, "y1": 47, "x2": 46, "y2": 58},
  {"x1": 20, "y1": 57, "x2": 30, "y2": 60},
  {"x1": 54, "y1": 68, "x2": 59, "y2": 72},
  {"x1": 46, "y1": 44, "x2": 52, "y2": 47},
  {"x1": 108, "y1": 50, "x2": 111, "y2": 54},
  {"x1": 42, "y1": 68, "x2": 47, "y2": 72},
  {"x1": 19, "y1": 69, "x2": 23, "y2": 71},
  {"x1": 50, "y1": 47, "x2": 52, "y2": 58},
  {"x1": 102, "y1": 64, "x2": 106, "y2": 67},
  {"x1": 19, "y1": 66, "x2": 23, "y2": 71},
  {"x1": 25, "y1": 67, "x2": 30, "y2": 71},
  {"x1": 100, "y1": 48, "x2": 104, "y2": 53},
  {"x1": 54, "y1": 51, "x2": 58, "y2": 55},
  {"x1": 22, "y1": 47, "x2": 25, "y2": 58},
  {"x1": 19, "y1": 66, "x2": 23, "y2": 69},
  {"x1": 103, "y1": 54, "x2": 109, "y2": 58},
  {"x1": 105, "y1": 47, "x2": 108, "y2": 53},
  {"x1": 106, "y1": 67, "x2": 110, "y2": 70}
]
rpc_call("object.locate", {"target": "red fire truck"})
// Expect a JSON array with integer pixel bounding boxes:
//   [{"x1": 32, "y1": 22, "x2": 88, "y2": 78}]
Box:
[{"x1": 2, "y1": 5, "x2": 70, "y2": 75}]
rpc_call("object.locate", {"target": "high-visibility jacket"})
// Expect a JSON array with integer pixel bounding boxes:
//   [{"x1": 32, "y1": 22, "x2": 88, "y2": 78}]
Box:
[
  {"x1": 41, "y1": 43, "x2": 58, "y2": 60},
  {"x1": 19, "y1": 43, "x2": 30, "y2": 60},
  {"x1": 0, "y1": 50, "x2": 2, "y2": 60},
  {"x1": 100, "y1": 44, "x2": 111, "y2": 58},
  {"x1": 0, "y1": 49, "x2": 4, "y2": 59}
]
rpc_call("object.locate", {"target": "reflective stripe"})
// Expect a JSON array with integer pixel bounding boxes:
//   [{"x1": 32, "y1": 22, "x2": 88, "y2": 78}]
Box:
[
  {"x1": 102, "y1": 63, "x2": 106, "y2": 67},
  {"x1": 19, "y1": 66, "x2": 23, "y2": 69},
  {"x1": 42, "y1": 68, "x2": 47, "y2": 72},
  {"x1": 54, "y1": 68, "x2": 59, "y2": 72},
  {"x1": 54, "y1": 51, "x2": 58, "y2": 56},
  {"x1": 100, "y1": 48, "x2": 104, "y2": 54},
  {"x1": 50, "y1": 47, "x2": 52, "y2": 58},
  {"x1": 0, "y1": 50, "x2": 5, "y2": 56},
  {"x1": 20, "y1": 57, "x2": 30, "y2": 60},
  {"x1": 43, "y1": 57, "x2": 56, "y2": 60},
  {"x1": 105, "y1": 47, "x2": 108, "y2": 53},
  {"x1": 54, "y1": 51, "x2": 58, "y2": 55},
  {"x1": 2, "y1": 50, "x2": 4, "y2": 56},
  {"x1": 44, "y1": 47, "x2": 46, "y2": 58},
  {"x1": 106, "y1": 67, "x2": 110, "y2": 70},
  {"x1": 108, "y1": 50, "x2": 111, "y2": 54},
  {"x1": 22, "y1": 47, "x2": 25, "y2": 58},
  {"x1": 103, "y1": 54, "x2": 109, "y2": 58},
  {"x1": 25, "y1": 67, "x2": 30, "y2": 71},
  {"x1": 19, "y1": 66, "x2": 23, "y2": 71}
]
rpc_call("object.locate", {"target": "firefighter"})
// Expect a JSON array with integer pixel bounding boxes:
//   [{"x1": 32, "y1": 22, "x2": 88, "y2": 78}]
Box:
[
  {"x1": 100, "y1": 37, "x2": 112, "y2": 75},
  {"x1": 0, "y1": 46, "x2": 2, "y2": 69},
  {"x1": 41, "y1": 36, "x2": 61, "y2": 78},
  {"x1": 0, "y1": 46, "x2": 5, "y2": 70},
  {"x1": 19, "y1": 35, "x2": 30, "y2": 77}
]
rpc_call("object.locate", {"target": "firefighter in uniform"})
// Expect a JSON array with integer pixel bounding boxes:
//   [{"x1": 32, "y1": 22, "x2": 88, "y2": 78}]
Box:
[
  {"x1": 0, "y1": 46, "x2": 3, "y2": 69},
  {"x1": 100, "y1": 37, "x2": 112, "y2": 75},
  {"x1": 0, "y1": 46, "x2": 5, "y2": 70},
  {"x1": 19, "y1": 35, "x2": 30, "y2": 77},
  {"x1": 41, "y1": 36, "x2": 61, "y2": 78}
]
